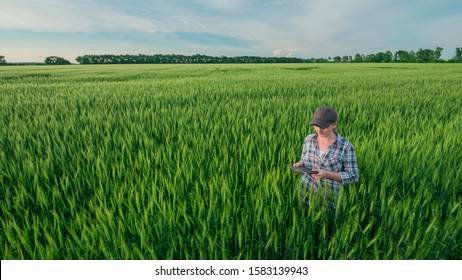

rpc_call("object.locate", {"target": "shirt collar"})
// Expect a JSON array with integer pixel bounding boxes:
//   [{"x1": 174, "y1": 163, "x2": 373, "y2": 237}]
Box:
[{"x1": 313, "y1": 132, "x2": 342, "y2": 143}]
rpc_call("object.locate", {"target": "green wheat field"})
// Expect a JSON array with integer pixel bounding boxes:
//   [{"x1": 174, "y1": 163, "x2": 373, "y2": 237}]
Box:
[{"x1": 1, "y1": 63, "x2": 461, "y2": 259}]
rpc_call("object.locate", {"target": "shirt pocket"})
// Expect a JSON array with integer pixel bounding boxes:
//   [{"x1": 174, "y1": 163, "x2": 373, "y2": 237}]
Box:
[
  {"x1": 327, "y1": 153, "x2": 344, "y2": 172},
  {"x1": 302, "y1": 150, "x2": 318, "y2": 169}
]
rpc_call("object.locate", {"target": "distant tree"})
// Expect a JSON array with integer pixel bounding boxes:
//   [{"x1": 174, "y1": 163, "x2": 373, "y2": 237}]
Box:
[
  {"x1": 333, "y1": 56, "x2": 341, "y2": 63},
  {"x1": 453, "y1": 47, "x2": 462, "y2": 62},
  {"x1": 385, "y1": 51, "x2": 393, "y2": 62},
  {"x1": 394, "y1": 50, "x2": 412, "y2": 62},
  {"x1": 415, "y1": 47, "x2": 443, "y2": 63},
  {"x1": 45, "y1": 56, "x2": 71, "y2": 65},
  {"x1": 433, "y1": 47, "x2": 443, "y2": 62},
  {"x1": 367, "y1": 51, "x2": 392, "y2": 63},
  {"x1": 377, "y1": 52, "x2": 385, "y2": 62},
  {"x1": 353, "y1": 53, "x2": 364, "y2": 63},
  {"x1": 364, "y1": 53, "x2": 377, "y2": 62},
  {"x1": 0, "y1": 55, "x2": 6, "y2": 64},
  {"x1": 416, "y1": 48, "x2": 434, "y2": 63}
]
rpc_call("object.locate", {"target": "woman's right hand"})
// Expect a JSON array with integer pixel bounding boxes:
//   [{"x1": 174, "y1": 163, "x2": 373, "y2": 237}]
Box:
[{"x1": 293, "y1": 161, "x2": 304, "y2": 167}]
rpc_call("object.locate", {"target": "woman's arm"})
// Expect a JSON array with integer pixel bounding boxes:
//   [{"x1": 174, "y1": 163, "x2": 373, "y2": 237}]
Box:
[
  {"x1": 312, "y1": 143, "x2": 359, "y2": 184},
  {"x1": 338, "y1": 144, "x2": 359, "y2": 184},
  {"x1": 311, "y1": 169, "x2": 343, "y2": 182}
]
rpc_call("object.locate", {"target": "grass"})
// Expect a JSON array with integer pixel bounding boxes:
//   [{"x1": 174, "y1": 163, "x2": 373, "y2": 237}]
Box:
[{"x1": 1, "y1": 63, "x2": 461, "y2": 259}]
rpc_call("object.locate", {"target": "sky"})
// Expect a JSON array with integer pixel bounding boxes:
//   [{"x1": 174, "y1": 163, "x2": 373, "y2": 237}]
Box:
[{"x1": 1, "y1": 0, "x2": 461, "y2": 63}]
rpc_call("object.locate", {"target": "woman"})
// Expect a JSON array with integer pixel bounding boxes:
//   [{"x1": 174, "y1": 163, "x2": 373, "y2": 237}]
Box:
[{"x1": 293, "y1": 106, "x2": 359, "y2": 206}]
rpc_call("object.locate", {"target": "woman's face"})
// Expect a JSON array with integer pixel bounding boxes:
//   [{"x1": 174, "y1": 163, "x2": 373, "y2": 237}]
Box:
[{"x1": 314, "y1": 123, "x2": 337, "y2": 136}]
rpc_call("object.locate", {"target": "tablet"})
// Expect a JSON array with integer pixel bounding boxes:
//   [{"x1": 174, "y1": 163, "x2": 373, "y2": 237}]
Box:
[{"x1": 287, "y1": 165, "x2": 318, "y2": 174}]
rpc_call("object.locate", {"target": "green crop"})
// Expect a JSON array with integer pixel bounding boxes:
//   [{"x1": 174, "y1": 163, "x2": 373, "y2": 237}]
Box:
[{"x1": 1, "y1": 63, "x2": 461, "y2": 259}]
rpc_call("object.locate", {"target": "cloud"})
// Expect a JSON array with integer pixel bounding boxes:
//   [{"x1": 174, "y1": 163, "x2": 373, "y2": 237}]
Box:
[
  {"x1": 0, "y1": 0, "x2": 167, "y2": 33},
  {"x1": 272, "y1": 49, "x2": 297, "y2": 57}
]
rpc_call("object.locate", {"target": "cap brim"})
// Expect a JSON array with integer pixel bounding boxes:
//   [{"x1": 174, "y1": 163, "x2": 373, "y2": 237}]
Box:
[{"x1": 310, "y1": 118, "x2": 331, "y2": 129}]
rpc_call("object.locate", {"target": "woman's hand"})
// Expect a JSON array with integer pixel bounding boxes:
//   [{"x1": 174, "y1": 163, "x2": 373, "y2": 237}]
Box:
[
  {"x1": 311, "y1": 168, "x2": 325, "y2": 180},
  {"x1": 292, "y1": 162, "x2": 304, "y2": 173},
  {"x1": 312, "y1": 168, "x2": 343, "y2": 183}
]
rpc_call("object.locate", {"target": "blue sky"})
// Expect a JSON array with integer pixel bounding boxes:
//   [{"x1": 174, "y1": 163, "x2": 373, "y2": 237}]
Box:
[{"x1": 1, "y1": 0, "x2": 461, "y2": 62}]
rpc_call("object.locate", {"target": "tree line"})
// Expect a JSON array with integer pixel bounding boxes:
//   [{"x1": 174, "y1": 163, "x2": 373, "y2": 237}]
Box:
[
  {"x1": 75, "y1": 54, "x2": 306, "y2": 64},
  {"x1": 1, "y1": 47, "x2": 461, "y2": 65},
  {"x1": 74, "y1": 47, "x2": 462, "y2": 64}
]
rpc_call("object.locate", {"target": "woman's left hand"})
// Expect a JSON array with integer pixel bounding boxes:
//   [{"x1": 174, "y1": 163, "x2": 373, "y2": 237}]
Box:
[
  {"x1": 311, "y1": 169, "x2": 343, "y2": 183},
  {"x1": 312, "y1": 168, "x2": 327, "y2": 180}
]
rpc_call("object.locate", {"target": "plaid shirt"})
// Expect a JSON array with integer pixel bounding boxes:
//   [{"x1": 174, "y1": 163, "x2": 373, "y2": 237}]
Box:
[{"x1": 299, "y1": 132, "x2": 359, "y2": 196}]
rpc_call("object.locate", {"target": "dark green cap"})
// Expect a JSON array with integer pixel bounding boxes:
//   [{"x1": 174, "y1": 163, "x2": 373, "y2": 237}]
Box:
[{"x1": 310, "y1": 106, "x2": 337, "y2": 128}]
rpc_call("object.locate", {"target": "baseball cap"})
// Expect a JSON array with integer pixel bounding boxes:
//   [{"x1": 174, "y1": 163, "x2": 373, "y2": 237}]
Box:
[{"x1": 309, "y1": 106, "x2": 337, "y2": 129}]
